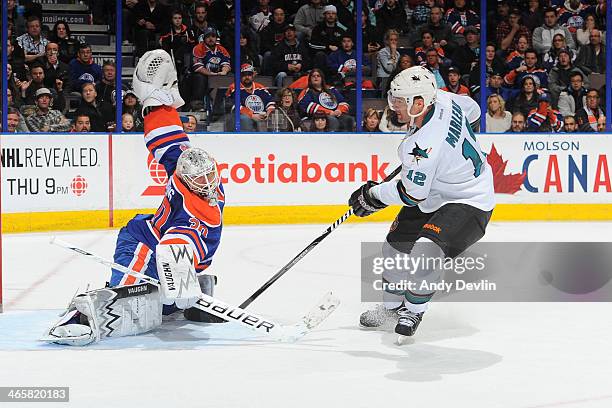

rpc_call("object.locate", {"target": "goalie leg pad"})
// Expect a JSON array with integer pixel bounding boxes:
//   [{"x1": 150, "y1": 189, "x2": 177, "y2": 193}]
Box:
[
  {"x1": 156, "y1": 243, "x2": 202, "y2": 309},
  {"x1": 42, "y1": 283, "x2": 162, "y2": 346}
]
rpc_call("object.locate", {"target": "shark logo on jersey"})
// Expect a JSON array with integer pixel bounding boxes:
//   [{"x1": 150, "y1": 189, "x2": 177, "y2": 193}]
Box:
[{"x1": 409, "y1": 143, "x2": 431, "y2": 164}]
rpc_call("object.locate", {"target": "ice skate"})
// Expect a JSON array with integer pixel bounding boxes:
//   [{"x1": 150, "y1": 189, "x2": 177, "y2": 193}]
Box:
[
  {"x1": 395, "y1": 307, "x2": 424, "y2": 343},
  {"x1": 359, "y1": 304, "x2": 400, "y2": 329}
]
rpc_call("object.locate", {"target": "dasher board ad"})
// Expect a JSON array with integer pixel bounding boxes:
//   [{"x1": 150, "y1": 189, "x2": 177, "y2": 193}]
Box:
[
  {"x1": 1, "y1": 134, "x2": 109, "y2": 213},
  {"x1": 112, "y1": 133, "x2": 404, "y2": 209}
]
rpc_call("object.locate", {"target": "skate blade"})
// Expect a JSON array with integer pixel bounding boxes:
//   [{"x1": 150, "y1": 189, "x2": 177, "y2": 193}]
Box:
[
  {"x1": 359, "y1": 314, "x2": 398, "y2": 331},
  {"x1": 358, "y1": 324, "x2": 381, "y2": 331},
  {"x1": 396, "y1": 334, "x2": 413, "y2": 345},
  {"x1": 358, "y1": 321, "x2": 396, "y2": 331}
]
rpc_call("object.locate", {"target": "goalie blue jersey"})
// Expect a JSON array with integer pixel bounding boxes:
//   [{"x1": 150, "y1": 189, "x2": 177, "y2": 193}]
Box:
[{"x1": 121, "y1": 106, "x2": 225, "y2": 285}]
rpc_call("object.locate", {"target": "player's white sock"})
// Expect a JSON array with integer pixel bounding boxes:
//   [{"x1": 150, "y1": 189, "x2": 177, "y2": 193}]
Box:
[{"x1": 403, "y1": 301, "x2": 428, "y2": 314}]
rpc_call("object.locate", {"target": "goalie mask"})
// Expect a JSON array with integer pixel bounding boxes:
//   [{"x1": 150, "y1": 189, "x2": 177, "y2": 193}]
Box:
[
  {"x1": 176, "y1": 148, "x2": 219, "y2": 204},
  {"x1": 133, "y1": 49, "x2": 185, "y2": 113},
  {"x1": 387, "y1": 66, "x2": 437, "y2": 126}
]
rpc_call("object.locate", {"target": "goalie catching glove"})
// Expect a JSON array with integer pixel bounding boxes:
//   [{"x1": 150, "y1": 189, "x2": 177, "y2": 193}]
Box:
[
  {"x1": 349, "y1": 181, "x2": 387, "y2": 217},
  {"x1": 132, "y1": 49, "x2": 184, "y2": 114}
]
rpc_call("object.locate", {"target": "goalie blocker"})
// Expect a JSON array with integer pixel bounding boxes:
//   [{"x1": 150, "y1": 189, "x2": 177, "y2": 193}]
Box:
[
  {"x1": 156, "y1": 243, "x2": 202, "y2": 309},
  {"x1": 156, "y1": 243, "x2": 223, "y2": 323}
]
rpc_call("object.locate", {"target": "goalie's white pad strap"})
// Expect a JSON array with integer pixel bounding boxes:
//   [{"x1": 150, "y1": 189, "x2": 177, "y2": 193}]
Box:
[
  {"x1": 156, "y1": 243, "x2": 201, "y2": 309},
  {"x1": 42, "y1": 283, "x2": 162, "y2": 346}
]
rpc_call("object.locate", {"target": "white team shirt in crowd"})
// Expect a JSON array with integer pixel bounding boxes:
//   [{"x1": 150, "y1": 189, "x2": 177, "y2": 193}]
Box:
[{"x1": 371, "y1": 90, "x2": 495, "y2": 213}]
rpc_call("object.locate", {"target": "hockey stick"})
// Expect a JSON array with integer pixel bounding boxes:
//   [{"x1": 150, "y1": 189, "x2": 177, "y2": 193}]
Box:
[
  {"x1": 50, "y1": 237, "x2": 339, "y2": 341},
  {"x1": 50, "y1": 237, "x2": 161, "y2": 286},
  {"x1": 239, "y1": 164, "x2": 403, "y2": 309}
]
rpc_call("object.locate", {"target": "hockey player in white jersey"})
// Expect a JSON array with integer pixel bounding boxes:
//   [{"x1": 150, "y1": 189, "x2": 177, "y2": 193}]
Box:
[{"x1": 349, "y1": 66, "x2": 495, "y2": 338}]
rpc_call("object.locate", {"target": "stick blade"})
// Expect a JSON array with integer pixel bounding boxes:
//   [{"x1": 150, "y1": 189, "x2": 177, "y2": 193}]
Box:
[
  {"x1": 301, "y1": 291, "x2": 340, "y2": 330},
  {"x1": 283, "y1": 292, "x2": 340, "y2": 341}
]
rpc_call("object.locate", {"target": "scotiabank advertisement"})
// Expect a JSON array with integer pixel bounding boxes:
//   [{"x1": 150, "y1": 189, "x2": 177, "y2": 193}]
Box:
[{"x1": 112, "y1": 133, "x2": 404, "y2": 209}]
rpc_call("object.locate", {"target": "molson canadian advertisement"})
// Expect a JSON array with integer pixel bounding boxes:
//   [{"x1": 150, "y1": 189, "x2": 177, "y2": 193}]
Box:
[{"x1": 479, "y1": 135, "x2": 611, "y2": 202}]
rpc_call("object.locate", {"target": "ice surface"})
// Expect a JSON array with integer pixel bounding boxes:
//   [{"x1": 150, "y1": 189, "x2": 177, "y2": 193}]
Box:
[{"x1": 1, "y1": 222, "x2": 612, "y2": 408}]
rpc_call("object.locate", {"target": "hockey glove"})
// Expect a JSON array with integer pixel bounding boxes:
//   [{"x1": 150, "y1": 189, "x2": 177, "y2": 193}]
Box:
[{"x1": 349, "y1": 181, "x2": 387, "y2": 217}]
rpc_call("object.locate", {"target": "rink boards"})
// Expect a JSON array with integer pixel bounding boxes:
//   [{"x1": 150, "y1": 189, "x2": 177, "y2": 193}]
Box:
[{"x1": 2, "y1": 132, "x2": 611, "y2": 232}]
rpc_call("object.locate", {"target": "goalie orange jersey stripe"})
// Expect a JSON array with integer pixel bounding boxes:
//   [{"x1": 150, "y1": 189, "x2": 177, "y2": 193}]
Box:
[
  {"x1": 124, "y1": 243, "x2": 152, "y2": 285},
  {"x1": 144, "y1": 106, "x2": 184, "y2": 133}
]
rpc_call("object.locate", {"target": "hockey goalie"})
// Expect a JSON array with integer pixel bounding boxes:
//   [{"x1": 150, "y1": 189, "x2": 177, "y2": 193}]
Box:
[{"x1": 43, "y1": 50, "x2": 225, "y2": 346}]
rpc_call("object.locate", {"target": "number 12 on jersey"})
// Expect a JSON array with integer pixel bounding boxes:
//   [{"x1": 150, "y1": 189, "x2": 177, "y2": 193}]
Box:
[{"x1": 406, "y1": 170, "x2": 427, "y2": 186}]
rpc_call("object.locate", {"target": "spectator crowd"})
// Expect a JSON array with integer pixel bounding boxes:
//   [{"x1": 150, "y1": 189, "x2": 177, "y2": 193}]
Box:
[
  {"x1": 484, "y1": 0, "x2": 607, "y2": 133},
  {"x1": 3, "y1": 0, "x2": 610, "y2": 133},
  {"x1": 7, "y1": 0, "x2": 124, "y2": 133}
]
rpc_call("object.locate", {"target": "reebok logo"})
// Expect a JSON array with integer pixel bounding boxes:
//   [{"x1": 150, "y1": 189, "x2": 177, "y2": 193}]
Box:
[{"x1": 423, "y1": 223, "x2": 441, "y2": 234}]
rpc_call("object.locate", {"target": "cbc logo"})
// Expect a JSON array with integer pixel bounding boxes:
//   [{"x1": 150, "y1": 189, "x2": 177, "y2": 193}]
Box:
[{"x1": 70, "y1": 175, "x2": 88, "y2": 196}]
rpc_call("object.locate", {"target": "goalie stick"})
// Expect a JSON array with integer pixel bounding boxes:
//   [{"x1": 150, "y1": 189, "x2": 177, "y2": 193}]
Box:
[
  {"x1": 50, "y1": 237, "x2": 339, "y2": 342},
  {"x1": 239, "y1": 164, "x2": 403, "y2": 309}
]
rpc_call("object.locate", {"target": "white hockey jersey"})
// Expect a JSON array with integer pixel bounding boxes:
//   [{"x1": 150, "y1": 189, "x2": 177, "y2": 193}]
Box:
[{"x1": 371, "y1": 90, "x2": 495, "y2": 213}]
